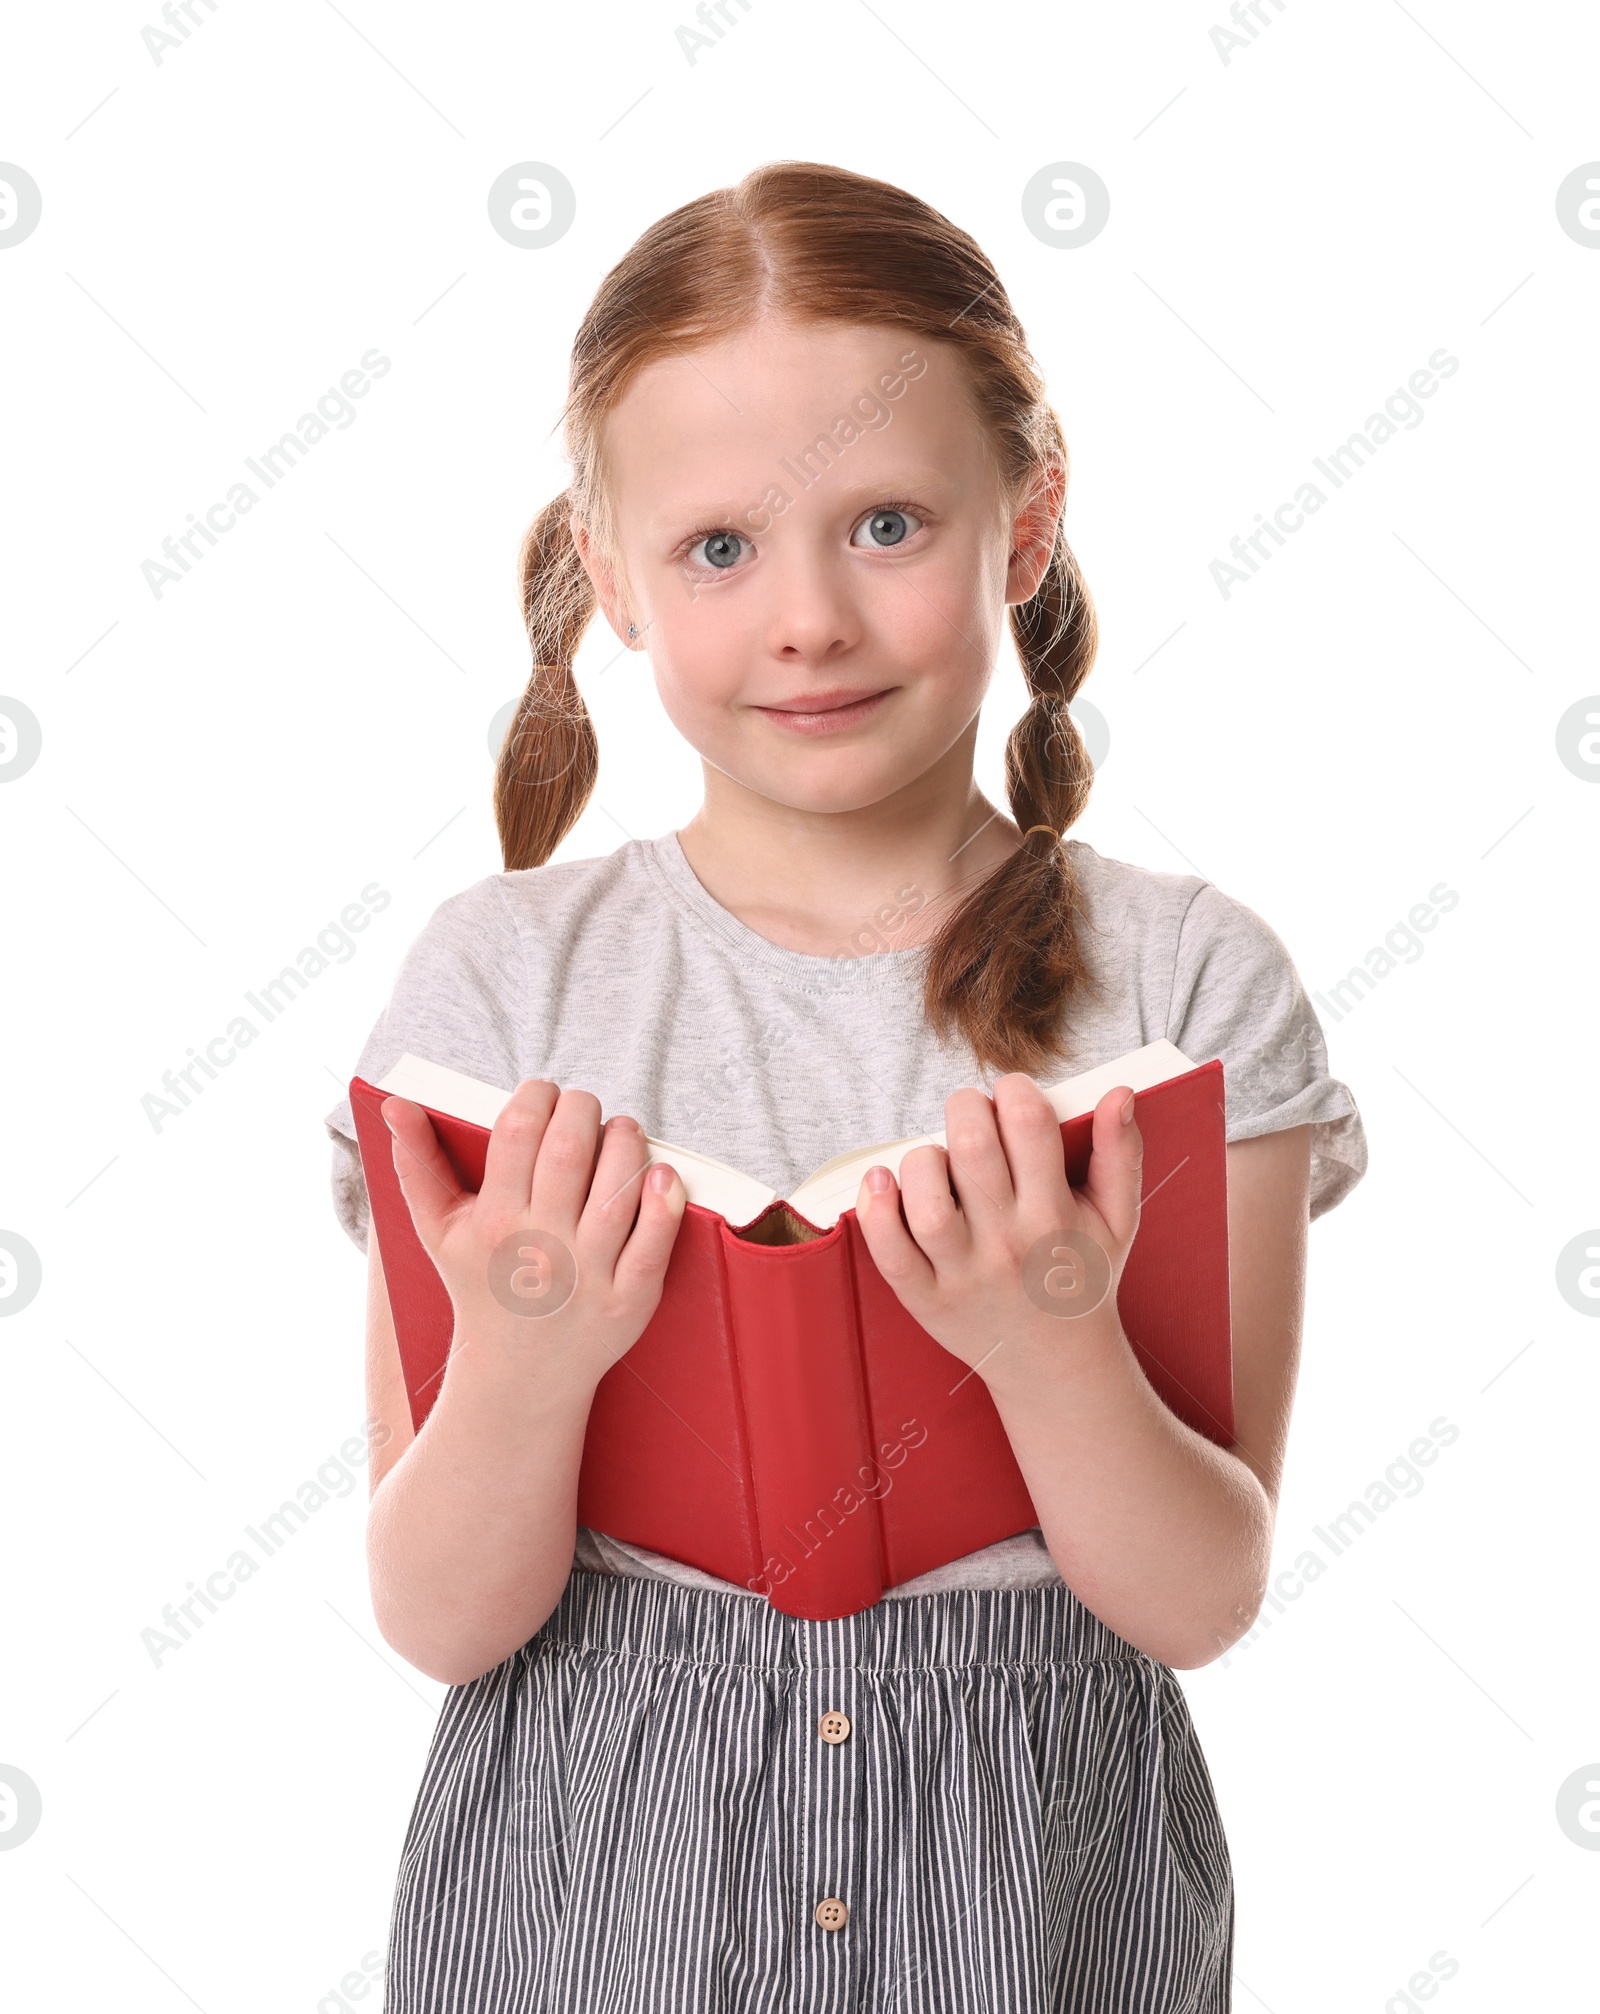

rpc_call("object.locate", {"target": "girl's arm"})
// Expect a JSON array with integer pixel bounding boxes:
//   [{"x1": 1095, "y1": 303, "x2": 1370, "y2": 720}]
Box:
[
  {"x1": 983, "y1": 1124, "x2": 1307, "y2": 1669},
  {"x1": 856, "y1": 1080, "x2": 1310, "y2": 1670},
  {"x1": 360, "y1": 1084, "x2": 686, "y2": 1686}
]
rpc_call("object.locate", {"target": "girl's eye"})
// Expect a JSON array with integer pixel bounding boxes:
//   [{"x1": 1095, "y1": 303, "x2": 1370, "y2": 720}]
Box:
[
  {"x1": 850, "y1": 506, "x2": 923, "y2": 550},
  {"x1": 687, "y1": 530, "x2": 747, "y2": 571}
]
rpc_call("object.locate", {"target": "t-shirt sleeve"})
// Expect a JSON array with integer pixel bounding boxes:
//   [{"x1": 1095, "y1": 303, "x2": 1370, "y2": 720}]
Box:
[
  {"x1": 1164, "y1": 881, "x2": 1367, "y2": 1220},
  {"x1": 322, "y1": 875, "x2": 526, "y2": 1253}
]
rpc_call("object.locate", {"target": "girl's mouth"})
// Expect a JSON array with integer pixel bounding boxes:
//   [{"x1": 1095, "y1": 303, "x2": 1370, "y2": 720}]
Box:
[{"x1": 750, "y1": 687, "x2": 896, "y2": 735}]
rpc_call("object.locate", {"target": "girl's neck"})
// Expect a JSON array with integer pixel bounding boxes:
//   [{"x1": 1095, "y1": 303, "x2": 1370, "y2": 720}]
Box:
[{"x1": 675, "y1": 736, "x2": 1026, "y2": 960}]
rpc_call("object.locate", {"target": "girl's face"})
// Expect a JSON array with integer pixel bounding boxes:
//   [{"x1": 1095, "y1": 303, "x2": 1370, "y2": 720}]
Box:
[{"x1": 575, "y1": 317, "x2": 1058, "y2": 817}]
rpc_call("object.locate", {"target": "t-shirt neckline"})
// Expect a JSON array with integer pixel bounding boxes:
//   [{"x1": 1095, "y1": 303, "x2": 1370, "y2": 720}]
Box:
[{"x1": 644, "y1": 829, "x2": 932, "y2": 989}]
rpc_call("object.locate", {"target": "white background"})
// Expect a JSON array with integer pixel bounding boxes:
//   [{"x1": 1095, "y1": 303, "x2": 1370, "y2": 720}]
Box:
[{"x1": 2, "y1": 2, "x2": 1596, "y2": 2008}]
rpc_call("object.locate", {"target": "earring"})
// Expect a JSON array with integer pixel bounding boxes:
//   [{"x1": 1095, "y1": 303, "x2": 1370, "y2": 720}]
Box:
[{"x1": 627, "y1": 624, "x2": 637, "y2": 639}]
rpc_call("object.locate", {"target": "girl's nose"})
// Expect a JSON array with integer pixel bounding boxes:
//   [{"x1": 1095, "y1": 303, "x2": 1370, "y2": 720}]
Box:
[{"x1": 759, "y1": 544, "x2": 863, "y2": 664}]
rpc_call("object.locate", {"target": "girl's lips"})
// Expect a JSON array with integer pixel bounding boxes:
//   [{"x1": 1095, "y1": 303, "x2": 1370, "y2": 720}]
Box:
[{"x1": 750, "y1": 688, "x2": 895, "y2": 735}]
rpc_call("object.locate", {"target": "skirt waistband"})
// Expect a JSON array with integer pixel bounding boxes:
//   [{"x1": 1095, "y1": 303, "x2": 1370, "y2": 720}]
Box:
[{"x1": 529, "y1": 1567, "x2": 1149, "y2": 1674}]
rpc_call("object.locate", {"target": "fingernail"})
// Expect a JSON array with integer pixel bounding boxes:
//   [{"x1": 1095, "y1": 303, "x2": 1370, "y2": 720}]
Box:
[
  {"x1": 648, "y1": 1163, "x2": 674, "y2": 1192},
  {"x1": 1120, "y1": 1092, "x2": 1136, "y2": 1125},
  {"x1": 865, "y1": 1166, "x2": 894, "y2": 1194}
]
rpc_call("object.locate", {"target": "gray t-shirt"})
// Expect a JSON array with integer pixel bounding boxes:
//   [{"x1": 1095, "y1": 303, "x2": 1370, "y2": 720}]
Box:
[{"x1": 324, "y1": 830, "x2": 1366, "y2": 1602}]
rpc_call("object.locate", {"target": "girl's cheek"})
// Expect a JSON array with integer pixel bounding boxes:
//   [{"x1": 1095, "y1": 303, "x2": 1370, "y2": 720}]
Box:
[
  {"x1": 893, "y1": 585, "x2": 993, "y2": 679},
  {"x1": 649, "y1": 642, "x2": 750, "y2": 733}
]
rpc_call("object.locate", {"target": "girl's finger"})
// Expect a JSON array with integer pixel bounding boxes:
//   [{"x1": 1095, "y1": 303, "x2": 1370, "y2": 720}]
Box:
[
  {"x1": 991, "y1": 1073, "x2": 1074, "y2": 1216},
  {"x1": 893, "y1": 1144, "x2": 970, "y2": 1265},
  {"x1": 853, "y1": 1167, "x2": 938, "y2": 1297},
  {"x1": 576, "y1": 1115, "x2": 653, "y2": 1270},
  {"x1": 611, "y1": 1161, "x2": 688, "y2": 1300},
  {"x1": 1076, "y1": 1085, "x2": 1144, "y2": 1252},
  {"x1": 479, "y1": 1078, "x2": 559, "y2": 1218},
  {"x1": 940, "y1": 1087, "x2": 1015, "y2": 1222},
  {"x1": 382, "y1": 1097, "x2": 470, "y2": 1248},
  {"x1": 528, "y1": 1087, "x2": 604, "y2": 1229}
]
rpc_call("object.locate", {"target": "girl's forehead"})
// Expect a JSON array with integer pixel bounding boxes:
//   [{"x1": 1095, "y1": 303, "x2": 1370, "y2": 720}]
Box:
[
  {"x1": 601, "y1": 330, "x2": 985, "y2": 507},
  {"x1": 614, "y1": 321, "x2": 955, "y2": 420},
  {"x1": 633, "y1": 313, "x2": 925, "y2": 376}
]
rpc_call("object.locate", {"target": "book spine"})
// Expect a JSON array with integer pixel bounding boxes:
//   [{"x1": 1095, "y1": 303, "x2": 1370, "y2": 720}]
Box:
[
  {"x1": 842, "y1": 1212, "x2": 1038, "y2": 1589},
  {"x1": 721, "y1": 1222, "x2": 886, "y2": 1620}
]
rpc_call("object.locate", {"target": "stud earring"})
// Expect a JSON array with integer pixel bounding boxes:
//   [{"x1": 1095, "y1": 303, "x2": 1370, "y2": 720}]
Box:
[{"x1": 627, "y1": 624, "x2": 637, "y2": 639}]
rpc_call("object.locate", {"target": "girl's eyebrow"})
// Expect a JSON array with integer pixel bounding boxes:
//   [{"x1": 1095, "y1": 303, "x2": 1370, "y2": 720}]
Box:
[
  {"x1": 649, "y1": 466, "x2": 955, "y2": 533},
  {"x1": 647, "y1": 496, "x2": 748, "y2": 530},
  {"x1": 794, "y1": 464, "x2": 954, "y2": 500}
]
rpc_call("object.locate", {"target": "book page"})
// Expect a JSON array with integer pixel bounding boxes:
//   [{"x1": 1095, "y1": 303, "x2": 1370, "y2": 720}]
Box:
[
  {"x1": 787, "y1": 1039, "x2": 1197, "y2": 1229},
  {"x1": 636, "y1": 1139, "x2": 776, "y2": 1223},
  {"x1": 372, "y1": 1038, "x2": 1195, "y2": 1233},
  {"x1": 372, "y1": 1054, "x2": 776, "y2": 1222}
]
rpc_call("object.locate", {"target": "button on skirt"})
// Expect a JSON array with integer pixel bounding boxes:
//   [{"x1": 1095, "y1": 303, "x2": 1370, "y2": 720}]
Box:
[{"x1": 383, "y1": 1568, "x2": 1233, "y2": 2013}]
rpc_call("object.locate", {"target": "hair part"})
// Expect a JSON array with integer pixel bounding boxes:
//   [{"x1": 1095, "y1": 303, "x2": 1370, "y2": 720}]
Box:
[{"x1": 498, "y1": 159, "x2": 1104, "y2": 1077}]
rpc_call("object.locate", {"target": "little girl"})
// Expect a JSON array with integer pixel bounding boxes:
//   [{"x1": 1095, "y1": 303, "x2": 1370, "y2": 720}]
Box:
[{"x1": 325, "y1": 160, "x2": 1366, "y2": 2013}]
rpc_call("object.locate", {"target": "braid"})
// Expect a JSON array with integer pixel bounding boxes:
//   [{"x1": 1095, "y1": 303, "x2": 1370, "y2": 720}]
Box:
[
  {"x1": 921, "y1": 441, "x2": 1104, "y2": 1075},
  {"x1": 495, "y1": 491, "x2": 600, "y2": 871}
]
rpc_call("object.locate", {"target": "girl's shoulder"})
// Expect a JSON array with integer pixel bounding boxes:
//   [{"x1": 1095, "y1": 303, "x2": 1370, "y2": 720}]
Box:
[
  {"x1": 1065, "y1": 838, "x2": 1368, "y2": 1220},
  {"x1": 425, "y1": 838, "x2": 656, "y2": 939},
  {"x1": 1065, "y1": 837, "x2": 1200, "y2": 923},
  {"x1": 321, "y1": 841, "x2": 662, "y2": 1251},
  {"x1": 391, "y1": 840, "x2": 681, "y2": 998},
  {"x1": 1064, "y1": 837, "x2": 1291, "y2": 996}
]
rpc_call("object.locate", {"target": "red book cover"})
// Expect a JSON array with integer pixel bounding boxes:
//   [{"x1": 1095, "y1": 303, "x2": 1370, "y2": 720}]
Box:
[{"x1": 349, "y1": 1057, "x2": 1232, "y2": 1620}]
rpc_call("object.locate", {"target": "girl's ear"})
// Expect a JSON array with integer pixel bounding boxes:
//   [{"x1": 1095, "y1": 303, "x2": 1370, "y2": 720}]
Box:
[
  {"x1": 1004, "y1": 462, "x2": 1067, "y2": 607},
  {"x1": 569, "y1": 511, "x2": 642, "y2": 650}
]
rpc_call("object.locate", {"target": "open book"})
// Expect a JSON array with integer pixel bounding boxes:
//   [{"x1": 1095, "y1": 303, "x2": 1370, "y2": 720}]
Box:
[
  {"x1": 372, "y1": 1038, "x2": 1203, "y2": 1239},
  {"x1": 350, "y1": 1040, "x2": 1233, "y2": 1619}
]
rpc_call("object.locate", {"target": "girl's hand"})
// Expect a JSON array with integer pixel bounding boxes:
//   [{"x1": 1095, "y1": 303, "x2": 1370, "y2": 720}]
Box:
[
  {"x1": 379, "y1": 1080, "x2": 687, "y2": 1395},
  {"x1": 853, "y1": 1075, "x2": 1144, "y2": 1391}
]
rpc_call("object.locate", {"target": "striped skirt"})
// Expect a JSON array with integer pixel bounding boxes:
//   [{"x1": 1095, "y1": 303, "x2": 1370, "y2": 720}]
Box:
[{"x1": 384, "y1": 1568, "x2": 1233, "y2": 2012}]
